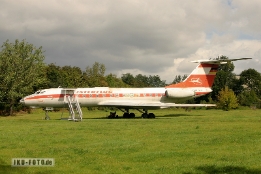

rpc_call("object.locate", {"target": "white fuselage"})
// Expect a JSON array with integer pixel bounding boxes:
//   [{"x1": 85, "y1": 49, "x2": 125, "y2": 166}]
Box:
[{"x1": 21, "y1": 87, "x2": 212, "y2": 109}]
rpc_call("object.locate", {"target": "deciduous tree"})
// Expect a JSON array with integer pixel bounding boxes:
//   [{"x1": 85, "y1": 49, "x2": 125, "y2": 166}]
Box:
[
  {"x1": 61, "y1": 66, "x2": 88, "y2": 88},
  {"x1": 211, "y1": 55, "x2": 236, "y2": 100},
  {"x1": 0, "y1": 39, "x2": 46, "y2": 115},
  {"x1": 238, "y1": 90, "x2": 259, "y2": 107},
  {"x1": 106, "y1": 73, "x2": 128, "y2": 87},
  {"x1": 85, "y1": 62, "x2": 107, "y2": 87},
  {"x1": 172, "y1": 75, "x2": 187, "y2": 84},
  {"x1": 45, "y1": 63, "x2": 63, "y2": 88},
  {"x1": 239, "y1": 68, "x2": 261, "y2": 99},
  {"x1": 121, "y1": 73, "x2": 135, "y2": 87},
  {"x1": 134, "y1": 74, "x2": 149, "y2": 87},
  {"x1": 147, "y1": 75, "x2": 166, "y2": 87}
]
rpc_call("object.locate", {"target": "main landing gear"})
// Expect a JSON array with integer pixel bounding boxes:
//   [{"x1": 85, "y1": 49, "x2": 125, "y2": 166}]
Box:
[
  {"x1": 107, "y1": 111, "x2": 118, "y2": 119},
  {"x1": 107, "y1": 109, "x2": 155, "y2": 119},
  {"x1": 141, "y1": 112, "x2": 155, "y2": 119}
]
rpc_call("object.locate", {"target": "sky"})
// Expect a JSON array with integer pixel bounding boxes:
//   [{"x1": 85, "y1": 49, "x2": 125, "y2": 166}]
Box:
[{"x1": 0, "y1": 0, "x2": 260, "y2": 83}]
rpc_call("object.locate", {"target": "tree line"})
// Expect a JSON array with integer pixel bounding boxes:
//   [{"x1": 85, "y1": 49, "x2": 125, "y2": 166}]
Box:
[{"x1": 0, "y1": 40, "x2": 260, "y2": 115}]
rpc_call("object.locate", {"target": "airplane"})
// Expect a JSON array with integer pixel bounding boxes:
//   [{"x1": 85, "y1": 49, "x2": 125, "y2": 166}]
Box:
[{"x1": 20, "y1": 58, "x2": 251, "y2": 121}]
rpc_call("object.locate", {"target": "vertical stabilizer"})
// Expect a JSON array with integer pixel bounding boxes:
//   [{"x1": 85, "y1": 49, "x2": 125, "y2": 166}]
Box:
[
  {"x1": 166, "y1": 58, "x2": 252, "y2": 88},
  {"x1": 166, "y1": 63, "x2": 219, "y2": 88}
]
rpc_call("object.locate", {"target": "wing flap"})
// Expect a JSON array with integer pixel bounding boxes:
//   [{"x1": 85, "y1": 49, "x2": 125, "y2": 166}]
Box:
[{"x1": 98, "y1": 101, "x2": 162, "y2": 107}]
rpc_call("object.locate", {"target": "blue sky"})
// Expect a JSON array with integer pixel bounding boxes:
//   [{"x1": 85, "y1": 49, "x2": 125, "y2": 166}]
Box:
[{"x1": 0, "y1": 0, "x2": 260, "y2": 82}]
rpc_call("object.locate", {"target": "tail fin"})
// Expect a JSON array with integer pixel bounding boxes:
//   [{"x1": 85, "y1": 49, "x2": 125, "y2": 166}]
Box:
[
  {"x1": 166, "y1": 58, "x2": 252, "y2": 88},
  {"x1": 166, "y1": 63, "x2": 219, "y2": 88}
]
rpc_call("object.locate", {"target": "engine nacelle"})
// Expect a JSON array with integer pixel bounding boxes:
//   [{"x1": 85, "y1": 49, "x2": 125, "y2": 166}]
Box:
[{"x1": 165, "y1": 88, "x2": 195, "y2": 98}]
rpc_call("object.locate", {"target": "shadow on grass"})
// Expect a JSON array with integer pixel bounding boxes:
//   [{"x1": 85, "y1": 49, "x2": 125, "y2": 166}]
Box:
[
  {"x1": 0, "y1": 159, "x2": 27, "y2": 174},
  {"x1": 83, "y1": 114, "x2": 198, "y2": 119},
  {"x1": 55, "y1": 110, "x2": 205, "y2": 120},
  {"x1": 161, "y1": 113, "x2": 203, "y2": 117},
  {"x1": 57, "y1": 113, "x2": 203, "y2": 120},
  {"x1": 184, "y1": 165, "x2": 261, "y2": 174},
  {"x1": 106, "y1": 117, "x2": 143, "y2": 119}
]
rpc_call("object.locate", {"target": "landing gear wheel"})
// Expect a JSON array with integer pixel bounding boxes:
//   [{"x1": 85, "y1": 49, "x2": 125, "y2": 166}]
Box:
[
  {"x1": 129, "y1": 113, "x2": 135, "y2": 118},
  {"x1": 148, "y1": 113, "x2": 155, "y2": 118},
  {"x1": 142, "y1": 113, "x2": 148, "y2": 118},
  {"x1": 123, "y1": 113, "x2": 129, "y2": 118},
  {"x1": 108, "y1": 112, "x2": 117, "y2": 119}
]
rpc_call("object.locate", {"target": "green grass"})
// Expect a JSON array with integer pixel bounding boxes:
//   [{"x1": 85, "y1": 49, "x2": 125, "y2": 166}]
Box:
[{"x1": 1, "y1": 108, "x2": 261, "y2": 173}]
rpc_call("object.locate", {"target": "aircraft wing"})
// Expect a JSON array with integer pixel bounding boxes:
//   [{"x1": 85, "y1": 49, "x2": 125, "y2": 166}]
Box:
[
  {"x1": 98, "y1": 101, "x2": 216, "y2": 109},
  {"x1": 191, "y1": 57, "x2": 252, "y2": 64}
]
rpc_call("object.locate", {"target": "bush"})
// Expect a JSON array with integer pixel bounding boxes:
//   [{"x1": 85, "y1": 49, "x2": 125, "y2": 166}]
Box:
[{"x1": 217, "y1": 86, "x2": 238, "y2": 111}]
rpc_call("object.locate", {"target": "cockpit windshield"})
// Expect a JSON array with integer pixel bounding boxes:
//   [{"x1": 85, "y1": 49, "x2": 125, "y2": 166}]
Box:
[
  {"x1": 35, "y1": 91, "x2": 41, "y2": 94},
  {"x1": 34, "y1": 90, "x2": 46, "y2": 94}
]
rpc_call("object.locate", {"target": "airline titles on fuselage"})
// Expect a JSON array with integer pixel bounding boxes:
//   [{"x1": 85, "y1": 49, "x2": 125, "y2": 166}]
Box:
[{"x1": 75, "y1": 90, "x2": 165, "y2": 98}]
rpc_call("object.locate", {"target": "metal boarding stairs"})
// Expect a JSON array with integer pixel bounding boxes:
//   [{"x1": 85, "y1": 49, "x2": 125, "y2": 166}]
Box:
[{"x1": 66, "y1": 95, "x2": 83, "y2": 121}]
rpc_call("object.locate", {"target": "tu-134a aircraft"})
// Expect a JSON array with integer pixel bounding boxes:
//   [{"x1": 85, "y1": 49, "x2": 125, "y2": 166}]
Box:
[{"x1": 20, "y1": 58, "x2": 251, "y2": 121}]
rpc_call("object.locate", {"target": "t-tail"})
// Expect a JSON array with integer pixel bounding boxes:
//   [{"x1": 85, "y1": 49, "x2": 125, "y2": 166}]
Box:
[
  {"x1": 166, "y1": 63, "x2": 218, "y2": 88},
  {"x1": 165, "y1": 58, "x2": 251, "y2": 95}
]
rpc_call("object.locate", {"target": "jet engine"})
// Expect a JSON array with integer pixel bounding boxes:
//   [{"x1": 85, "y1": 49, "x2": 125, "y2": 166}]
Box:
[{"x1": 165, "y1": 88, "x2": 195, "y2": 98}]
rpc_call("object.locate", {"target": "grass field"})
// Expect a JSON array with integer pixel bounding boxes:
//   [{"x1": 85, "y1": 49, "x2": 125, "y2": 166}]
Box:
[{"x1": 0, "y1": 108, "x2": 261, "y2": 174}]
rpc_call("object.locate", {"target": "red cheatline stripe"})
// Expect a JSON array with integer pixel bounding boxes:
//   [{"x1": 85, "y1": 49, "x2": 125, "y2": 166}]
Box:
[
  {"x1": 26, "y1": 94, "x2": 62, "y2": 100},
  {"x1": 25, "y1": 93, "x2": 167, "y2": 100}
]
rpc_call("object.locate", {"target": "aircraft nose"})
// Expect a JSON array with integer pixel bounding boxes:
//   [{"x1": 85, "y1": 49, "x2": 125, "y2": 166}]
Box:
[{"x1": 20, "y1": 98, "x2": 25, "y2": 104}]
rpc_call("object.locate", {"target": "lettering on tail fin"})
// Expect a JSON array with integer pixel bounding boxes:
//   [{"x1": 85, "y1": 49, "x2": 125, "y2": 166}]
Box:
[{"x1": 189, "y1": 78, "x2": 202, "y2": 85}]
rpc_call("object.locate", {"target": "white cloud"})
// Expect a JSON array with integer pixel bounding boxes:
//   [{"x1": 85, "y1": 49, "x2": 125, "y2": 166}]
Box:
[{"x1": 0, "y1": 0, "x2": 260, "y2": 84}]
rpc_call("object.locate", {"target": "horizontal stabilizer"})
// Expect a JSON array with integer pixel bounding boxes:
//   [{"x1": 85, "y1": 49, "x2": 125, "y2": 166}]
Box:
[{"x1": 191, "y1": 58, "x2": 252, "y2": 64}]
